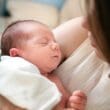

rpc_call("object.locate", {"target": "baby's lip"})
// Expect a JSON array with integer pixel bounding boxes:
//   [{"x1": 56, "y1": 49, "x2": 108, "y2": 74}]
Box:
[
  {"x1": 52, "y1": 54, "x2": 60, "y2": 58},
  {"x1": 52, "y1": 52, "x2": 61, "y2": 58},
  {"x1": 53, "y1": 55, "x2": 59, "y2": 58}
]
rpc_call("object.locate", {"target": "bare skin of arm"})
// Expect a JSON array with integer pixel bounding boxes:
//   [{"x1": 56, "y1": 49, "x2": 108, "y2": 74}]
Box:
[
  {"x1": 0, "y1": 95, "x2": 26, "y2": 110},
  {"x1": 53, "y1": 17, "x2": 88, "y2": 61}
]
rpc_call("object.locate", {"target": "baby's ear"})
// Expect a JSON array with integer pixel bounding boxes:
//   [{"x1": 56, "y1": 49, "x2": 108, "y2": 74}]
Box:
[{"x1": 9, "y1": 48, "x2": 19, "y2": 57}]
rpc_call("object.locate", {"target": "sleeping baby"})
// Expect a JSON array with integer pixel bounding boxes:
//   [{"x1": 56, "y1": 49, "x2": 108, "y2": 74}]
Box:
[{"x1": 0, "y1": 20, "x2": 87, "y2": 110}]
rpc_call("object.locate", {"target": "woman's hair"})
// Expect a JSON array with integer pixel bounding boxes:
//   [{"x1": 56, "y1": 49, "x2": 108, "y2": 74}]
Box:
[
  {"x1": 85, "y1": 0, "x2": 110, "y2": 63},
  {"x1": 1, "y1": 20, "x2": 47, "y2": 55}
]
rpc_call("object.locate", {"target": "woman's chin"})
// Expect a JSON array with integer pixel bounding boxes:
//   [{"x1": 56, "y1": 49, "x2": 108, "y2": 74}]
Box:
[{"x1": 95, "y1": 50, "x2": 105, "y2": 61}]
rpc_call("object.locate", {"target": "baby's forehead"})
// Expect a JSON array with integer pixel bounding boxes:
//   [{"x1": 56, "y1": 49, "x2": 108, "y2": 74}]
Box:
[
  {"x1": 20, "y1": 22, "x2": 49, "y2": 34},
  {"x1": 18, "y1": 22, "x2": 42, "y2": 31},
  {"x1": 14, "y1": 21, "x2": 54, "y2": 40}
]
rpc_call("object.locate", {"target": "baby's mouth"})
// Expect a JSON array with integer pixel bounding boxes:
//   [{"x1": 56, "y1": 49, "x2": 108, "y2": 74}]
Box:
[
  {"x1": 51, "y1": 55, "x2": 59, "y2": 61},
  {"x1": 53, "y1": 54, "x2": 59, "y2": 58}
]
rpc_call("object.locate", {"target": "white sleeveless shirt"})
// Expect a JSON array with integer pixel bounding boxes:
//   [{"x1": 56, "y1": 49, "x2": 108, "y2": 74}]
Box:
[{"x1": 54, "y1": 39, "x2": 110, "y2": 110}]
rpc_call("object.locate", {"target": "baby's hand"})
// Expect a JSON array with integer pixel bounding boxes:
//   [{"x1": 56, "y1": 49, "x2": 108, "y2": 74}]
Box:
[{"x1": 68, "y1": 90, "x2": 87, "y2": 110}]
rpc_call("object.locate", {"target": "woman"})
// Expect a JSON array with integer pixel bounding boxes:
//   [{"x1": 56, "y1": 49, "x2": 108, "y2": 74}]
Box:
[
  {"x1": 0, "y1": 0, "x2": 110, "y2": 110},
  {"x1": 54, "y1": 0, "x2": 110, "y2": 110}
]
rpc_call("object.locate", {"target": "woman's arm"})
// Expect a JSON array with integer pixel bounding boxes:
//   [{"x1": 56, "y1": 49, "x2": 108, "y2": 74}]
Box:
[
  {"x1": 0, "y1": 95, "x2": 25, "y2": 110},
  {"x1": 53, "y1": 17, "x2": 88, "y2": 60}
]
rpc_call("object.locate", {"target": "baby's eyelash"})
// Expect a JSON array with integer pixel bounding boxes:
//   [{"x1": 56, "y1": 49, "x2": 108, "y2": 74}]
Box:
[
  {"x1": 40, "y1": 41, "x2": 49, "y2": 45},
  {"x1": 41, "y1": 40, "x2": 48, "y2": 43}
]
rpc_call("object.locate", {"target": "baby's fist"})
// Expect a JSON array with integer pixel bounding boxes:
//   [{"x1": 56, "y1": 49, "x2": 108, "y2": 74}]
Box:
[{"x1": 68, "y1": 90, "x2": 87, "y2": 110}]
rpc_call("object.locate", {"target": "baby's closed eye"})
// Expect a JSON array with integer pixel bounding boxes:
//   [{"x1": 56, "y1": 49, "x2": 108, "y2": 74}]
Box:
[{"x1": 37, "y1": 38, "x2": 49, "y2": 45}]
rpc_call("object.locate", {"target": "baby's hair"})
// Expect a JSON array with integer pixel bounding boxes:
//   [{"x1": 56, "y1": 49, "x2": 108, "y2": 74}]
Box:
[{"x1": 1, "y1": 20, "x2": 48, "y2": 55}]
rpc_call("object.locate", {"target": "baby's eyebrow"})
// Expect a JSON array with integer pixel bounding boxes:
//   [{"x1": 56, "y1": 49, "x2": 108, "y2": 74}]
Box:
[
  {"x1": 35, "y1": 37, "x2": 48, "y2": 43},
  {"x1": 36, "y1": 35, "x2": 55, "y2": 42},
  {"x1": 39, "y1": 37, "x2": 48, "y2": 41}
]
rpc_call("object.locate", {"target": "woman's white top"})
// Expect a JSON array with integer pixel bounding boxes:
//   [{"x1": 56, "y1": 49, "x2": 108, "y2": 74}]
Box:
[{"x1": 54, "y1": 39, "x2": 110, "y2": 110}]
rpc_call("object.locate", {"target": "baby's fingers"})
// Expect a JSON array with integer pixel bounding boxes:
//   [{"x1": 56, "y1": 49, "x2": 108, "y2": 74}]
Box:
[
  {"x1": 72, "y1": 90, "x2": 87, "y2": 99},
  {"x1": 64, "y1": 108, "x2": 78, "y2": 110},
  {"x1": 69, "y1": 95, "x2": 86, "y2": 105},
  {"x1": 69, "y1": 90, "x2": 87, "y2": 110},
  {"x1": 69, "y1": 102, "x2": 86, "y2": 110}
]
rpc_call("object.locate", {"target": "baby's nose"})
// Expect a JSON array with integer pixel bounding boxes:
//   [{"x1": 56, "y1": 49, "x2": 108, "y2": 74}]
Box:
[{"x1": 50, "y1": 42, "x2": 60, "y2": 50}]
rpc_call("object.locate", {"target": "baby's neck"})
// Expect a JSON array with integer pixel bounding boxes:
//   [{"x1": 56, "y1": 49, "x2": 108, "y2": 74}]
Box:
[{"x1": 42, "y1": 72, "x2": 51, "y2": 78}]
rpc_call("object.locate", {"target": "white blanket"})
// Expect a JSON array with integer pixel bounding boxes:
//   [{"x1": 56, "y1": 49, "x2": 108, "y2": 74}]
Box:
[{"x1": 0, "y1": 56, "x2": 61, "y2": 110}]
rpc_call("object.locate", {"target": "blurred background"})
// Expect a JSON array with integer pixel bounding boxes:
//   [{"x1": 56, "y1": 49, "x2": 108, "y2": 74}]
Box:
[{"x1": 0, "y1": 0, "x2": 85, "y2": 33}]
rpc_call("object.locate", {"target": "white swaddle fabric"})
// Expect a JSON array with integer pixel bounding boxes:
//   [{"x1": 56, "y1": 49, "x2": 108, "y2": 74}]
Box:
[
  {"x1": 0, "y1": 56, "x2": 61, "y2": 110},
  {"x1": 54, "y1": 39, "x2": 110, "y2": 110}
]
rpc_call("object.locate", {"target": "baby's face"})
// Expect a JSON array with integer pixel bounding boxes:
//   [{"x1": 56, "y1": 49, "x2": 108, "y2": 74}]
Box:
[{"x1": 20, "y1": 26, "x2": 62, "y2": 75}]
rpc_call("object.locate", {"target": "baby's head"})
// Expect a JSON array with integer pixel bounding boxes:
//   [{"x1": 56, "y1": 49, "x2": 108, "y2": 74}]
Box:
[{"x1": 1, "y1": 20, "x2": 62, "y2": 75}]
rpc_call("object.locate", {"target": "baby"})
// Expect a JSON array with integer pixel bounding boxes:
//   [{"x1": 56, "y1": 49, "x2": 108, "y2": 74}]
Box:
[{"x1": 0, "y1": 20, "x2": 87, "y2": 110}]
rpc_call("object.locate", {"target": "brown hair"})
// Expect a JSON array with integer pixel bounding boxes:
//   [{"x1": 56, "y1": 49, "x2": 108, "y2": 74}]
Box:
[
  {"x1": 85, "y1": 0, "x2": 110, "y2": 63},
  {"x1": 1, "y1": 20, "x2": 47, "y2": 55}
]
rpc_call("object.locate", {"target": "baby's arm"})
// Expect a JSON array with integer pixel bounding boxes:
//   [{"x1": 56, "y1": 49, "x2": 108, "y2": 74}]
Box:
[{"x1": 68, "y1": 90, "x2": 87, "y2": 110}]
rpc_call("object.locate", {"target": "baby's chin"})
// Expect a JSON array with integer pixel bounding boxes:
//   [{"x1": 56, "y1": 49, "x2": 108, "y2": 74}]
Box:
[
  {"x1": 48, "y1": 63, "x2": 59, "y2": 73},
  {"x1": 40, "y1": 66, "x2": 57, "y2": 75},
  {"x1": 40, "y1": 61, "x2": 60, "y2": 75}
]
